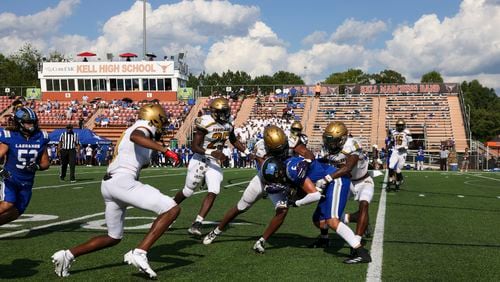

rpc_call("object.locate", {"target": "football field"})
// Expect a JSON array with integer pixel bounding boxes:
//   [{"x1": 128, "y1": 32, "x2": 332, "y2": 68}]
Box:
[{"x1": 1, "y1": 167, "x2": 499, "y2": 281}]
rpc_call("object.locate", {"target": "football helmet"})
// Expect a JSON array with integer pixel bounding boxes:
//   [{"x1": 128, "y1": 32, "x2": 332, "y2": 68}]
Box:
[
  {"x1": 323, "y1": 121, "x2": 348, "y2": 154},
  {"x1": 14, "y1": 107, "x2": 39, "y2": 135},
  {"x1": 260, "y1": 157, "x2": 286, "y2": 184},
  {"x1": 290, "y1": 121, "x2": 303, "y2": 136},
  {"x1": 263, "y1": 125, "x2": 289, "y2": 158},
  {"x1": 396, "y1": 119, "x2": 406, "y2": 132},
  {"x1": 138, "y1": 104, "x2": 169, "y2": 135},
  {"x1": 210, "y1": 98, "x2": 231, "y2": 123}
]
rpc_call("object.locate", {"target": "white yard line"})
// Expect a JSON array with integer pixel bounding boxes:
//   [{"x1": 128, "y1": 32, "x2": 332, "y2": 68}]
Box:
[
  {"x1": 366, "y1": 169, "x2": 388, "y2": 282},
  {"x1": 224, "y1": 180, "x2": 251, "y2": 188},
  {"x1": 33, "y1": 173, "x2": 187, "y2": 190},
  {"x1": 467, "y1": 174, "x2": 500, "y2": 182}
]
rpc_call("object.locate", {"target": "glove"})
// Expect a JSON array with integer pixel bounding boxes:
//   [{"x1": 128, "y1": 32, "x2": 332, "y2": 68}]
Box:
[
  {"x1": 0, "y1": 166, "x2": 10, "y2": 179},
  {"x1": 265, "y1": 183, "x2": 288, "y2": 194},
  {"x1": 315, "y1": 174, "x2": 333, "y2": 191},
  {"x1": 25, "y1": 163, "x2": 40, "y2": 173},
  {"x1": 287, "y1": 198, "x2": 297, "y2": 208},
  {"x1": 295, "y1": 160, "x2": 310, "y2": 180},
  {"x1": 165, "y1": 150, "x2": 180, "y2": 167}
]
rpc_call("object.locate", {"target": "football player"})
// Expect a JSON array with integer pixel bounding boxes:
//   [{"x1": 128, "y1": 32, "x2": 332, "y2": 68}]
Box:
[
  {"x1": 0, "y1": 107, "x2": 50, "y2": 226},
  {"x1": 51, "y1": 104, "x2": 181, "y2": 279},
  {"x1": 388, "y1": 119, "x2": 412, "y2": 190},
  {"x1": 202, "y1": 125, "x2": 314, "y2": 252},
  {"x1": 314, "y1": 121, "x2": 374, "y2": 254},
  {"x1": 262, "y1": 156, "x2": 371, "y2": 263},
  {"x1": 173, "y1": 98, "x2": 250, "y2": 236}
]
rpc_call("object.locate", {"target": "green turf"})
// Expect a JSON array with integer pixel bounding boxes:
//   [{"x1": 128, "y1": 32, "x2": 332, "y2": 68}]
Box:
[{"x1": 1, "y1": 167, "x2": 499, "y2": 281}]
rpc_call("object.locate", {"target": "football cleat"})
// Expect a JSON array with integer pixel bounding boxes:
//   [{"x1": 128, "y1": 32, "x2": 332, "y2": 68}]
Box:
[
  {"x1": 308, "y1": 236, "x2": 330, "y2": 248},
  {"x1": 253, "y1": 239, "x2": 265, "y2": 254},
  {"x1": 343, "y1": 247, "x2": 372, "y2": 264},
  {"x1": 51, "y1": 250, "x2": 75, "y2": 277},
  {"x1": 124, "y1": 249, "x2": 157, "y2": 279},
  {"x1": 188, "y1": 221, "x2": 203, "y2": 236},
  {"x1": 203, "y1": 230, "x2": 218, "y2": 245}
]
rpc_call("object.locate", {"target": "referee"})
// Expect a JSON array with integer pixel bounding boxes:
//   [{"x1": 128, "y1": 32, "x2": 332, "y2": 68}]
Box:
[{"x1": 58, "y1": 124, "x2": 80, "y2": 182}]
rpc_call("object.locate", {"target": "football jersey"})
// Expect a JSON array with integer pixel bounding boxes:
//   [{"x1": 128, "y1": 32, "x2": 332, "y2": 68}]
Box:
[
  {"x1": 195, "y1": 115, "x2": 233, "y2": 153},
  {"x1": 288, "y1": 133, "x2": 308, "y2": 156},
  {"x1": 107, "y1": 120, "x2": 157, "y2": 178},
  {"x1": 391, "y1": 129, "x2": 412, "y2": 152},
  {"x1": 326, "y1": 137, "x2": 368, "y2": 180},
  {"x1": 0, "y1": 129, "x2": 50, "y2": 185}
]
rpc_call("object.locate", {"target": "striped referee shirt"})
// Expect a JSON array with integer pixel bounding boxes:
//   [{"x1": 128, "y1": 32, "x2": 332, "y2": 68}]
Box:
[{"x1": 59, "y1": 131, "x2": 80, "y2": 150}]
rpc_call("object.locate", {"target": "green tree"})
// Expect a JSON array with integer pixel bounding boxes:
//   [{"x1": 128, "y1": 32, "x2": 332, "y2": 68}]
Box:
[
  {"x1": 421, "y1": 71, "x2": 443, "y2": 83},
  {"x1": 9, "y1": 43, "x2": 42, "y2": 87},
  {"x1": 324, "y1": 69, "x2": 369, "y2": 84},
  {"x1": 371, "y1": 69, "x2": 406, "y2": 84},
  {"x1": 272, "y1": 71, "x2": 304, "y2": 85},
  {"x1": 461, "y1": 80, "x2": 500, "y2": 141}
]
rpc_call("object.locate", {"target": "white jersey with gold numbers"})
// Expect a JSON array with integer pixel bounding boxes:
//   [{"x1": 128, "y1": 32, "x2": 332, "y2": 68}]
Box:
[
  {"x1": 391, "y1": 129, "x2": 412, "y2": 152},
  {"x1": 107, "y1": 120, "x2": 156, "y2": 178},
  {"x1": 195, "y1": 115, "x2": 233, "y2": 153},
  {"x1": 328, "y1": 137, "x2": 368, "y2": 180}
]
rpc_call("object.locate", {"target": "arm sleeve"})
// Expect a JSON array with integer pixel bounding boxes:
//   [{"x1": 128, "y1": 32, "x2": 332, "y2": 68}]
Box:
[{"x1": 295, "y1": 191, "x2": 322, "y2": 207}]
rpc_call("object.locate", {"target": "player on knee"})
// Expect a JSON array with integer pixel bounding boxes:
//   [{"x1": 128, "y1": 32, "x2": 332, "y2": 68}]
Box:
[
  {"x1": 51, "y1": 104, "x2": 180, "y2": 279},
  {"x1": 387, "y1": 119, "x2": 412, "y2": 191},
  {"x1": 0, "y1": 107, "x2": 50, "y2": 226},
  {"x1": 173, "y1": 98, "x2": 249, "y2": 237},
  {"x1": 313, "y1": 121, "x2": 375, "y2": 249},
  {"x1": 203, "y1": 125, "x2": 314, "y2": 251}
]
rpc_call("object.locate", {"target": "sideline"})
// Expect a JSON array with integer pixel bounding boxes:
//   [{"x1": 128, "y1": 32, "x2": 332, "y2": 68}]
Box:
[{"x1": 366, "y1": 169, "x2": 388, "y2": 282}]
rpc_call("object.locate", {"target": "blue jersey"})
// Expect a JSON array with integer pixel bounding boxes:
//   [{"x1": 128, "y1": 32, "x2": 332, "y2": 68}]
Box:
[
  {"x1": 285, "y1": 156, "x2": 337, "y2": 186},
  {"x1": 416, "y1": 149, "x2": 425, "y2": 161},
  {"x1": 0, "y1": 129, "x2": 50, "y2": 185}
]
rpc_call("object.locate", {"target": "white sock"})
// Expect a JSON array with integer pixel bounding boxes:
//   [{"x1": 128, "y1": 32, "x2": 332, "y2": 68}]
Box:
[
  {"x1": 66, "y1": 250, "x2": 75, "y2": 260},
  {"x1": 343, "y1": 213, "x2": 350, "y2": 224},
  {"x1": 214, "y1": 227, "x2": 222, "y2": 235},
  {"x1": 259, "y1": 237, "x2": 266, "y2": 243},
  {"x1": 336, "y1": 222, "x2": 361, "y2": 248},
  {"x1": 195, "y1": 215, "x2": 204, "y2": 223},
  {"x1": 134, "y1": 248, "x2": 147, "y2": 255}
]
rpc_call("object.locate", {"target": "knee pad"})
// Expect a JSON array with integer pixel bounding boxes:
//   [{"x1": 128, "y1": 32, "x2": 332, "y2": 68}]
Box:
[
  {"x1": 182, "y1": 187, "x2": 194, "y2": 198},
  {"x1": 237, "y1": 199, "x2": 252, "y2": 211}
]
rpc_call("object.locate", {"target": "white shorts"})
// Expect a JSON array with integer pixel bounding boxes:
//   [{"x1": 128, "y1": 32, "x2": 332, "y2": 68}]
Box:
[
  {"x1": 350, "y1": 176, "x2": 374, "y2": 203},
  {"x1": 101, "y1": 173, "x2": 177, "y2": 239},
  {"x1": 237, "y1": 174, "x2": 287, "y2": 211},
  {"x1": 182, "y1": 153, "x2": 223, "y2": 196},
  {"x1": 389, "y1": 151, "x2": 407, "y2": 173}
]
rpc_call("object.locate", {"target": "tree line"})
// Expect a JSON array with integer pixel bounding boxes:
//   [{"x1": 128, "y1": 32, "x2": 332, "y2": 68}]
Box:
[{"x1": 0, "y1": 44, "x2": 498, "y2": 141}]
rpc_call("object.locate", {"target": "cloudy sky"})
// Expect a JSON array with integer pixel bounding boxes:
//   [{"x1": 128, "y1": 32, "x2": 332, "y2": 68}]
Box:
[{"x1": 1, "y1": 0, "x2": 500, "y2": 92}]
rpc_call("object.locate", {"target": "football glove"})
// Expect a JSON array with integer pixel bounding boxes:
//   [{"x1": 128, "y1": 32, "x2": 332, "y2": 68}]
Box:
[
  {"x1": 0, "y1": 166, "x2": 10, "y2": 180},
  {"x1": 315, "y1": 174, "x2": 333, "y2": 191},
  {"x1": 265, "y1": 183, "x2": 288, "y2": 194},
  {"x1": 25, "y1": 163, "x2": 40, "y2": 173},
  {"x1": 165, "y1": 150, "x2": 180, "y2": 167}
]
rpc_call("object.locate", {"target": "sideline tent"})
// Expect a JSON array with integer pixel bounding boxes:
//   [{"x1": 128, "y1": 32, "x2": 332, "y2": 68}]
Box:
[{"x1": 49, "y1": 128, "x2": 111, "y2": 145}]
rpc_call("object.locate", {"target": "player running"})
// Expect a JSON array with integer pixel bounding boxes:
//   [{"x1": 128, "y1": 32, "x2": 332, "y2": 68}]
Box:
[
  {"x1": 51, "y1": 104, "x2": 180, "y2": 279},
  {"x1": 173, "y1": 98, "x2": 249, "y2": 236},
  {"x1": 0, "y1": 107, "x2": 50, "y2": 226},
  {"x1": 387, "y1": 119, "x2": 412, "y2": 191},
  {"x1": 313, "y1": 121, "x2": 374, "y2": 252},
  {"x1": 202, "y1": 125, "x2": 314, "y2": 252}
]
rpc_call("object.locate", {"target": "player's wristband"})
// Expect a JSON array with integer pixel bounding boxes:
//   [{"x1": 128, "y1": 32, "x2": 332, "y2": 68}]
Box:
[
  {"x1": 205, "y1": 149, "x2": 215, "y2": 157},
  {"x1": 324, "y1": 174, "x2": 333, "y2": 183},
  {"x1": 244, "y1": 148, "x2": 250, "y2": 155}
]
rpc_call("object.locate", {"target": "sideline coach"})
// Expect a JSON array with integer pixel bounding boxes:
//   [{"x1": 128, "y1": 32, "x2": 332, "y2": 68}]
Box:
[{"x1": 58, "y1": 124, "x2": 80, "y2": 182}]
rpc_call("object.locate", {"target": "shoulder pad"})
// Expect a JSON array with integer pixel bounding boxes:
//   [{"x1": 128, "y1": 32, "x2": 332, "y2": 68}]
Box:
[
  {"x1": 299, "y1": 134, "x2": 308, "y2": 145},
  {"x1": 196, "y1": 115, "x2": 216, "y2": 130},
  {"x1": 288, "y1": 134, "x2": 300, "y2": 148},
  {"x1": 1, "y1": 129, "x2": 11, "y2": 138}
]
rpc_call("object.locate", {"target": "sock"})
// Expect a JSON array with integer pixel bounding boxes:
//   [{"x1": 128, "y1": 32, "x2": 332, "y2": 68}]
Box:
[
  {"x1": 342, "y1": 213, "x2": 350, "y2": 224},
  {"x1": 66, "y1": 250, "x2": 75, "y2": 260},
  {"x1": 195, "y1": 215, "x2": 204, "y2": 223},
  {"x1": 320, "y1": 226, "x2": 329, "y2": 238},
  {"x1": 214, "y1": 227, "x2": 222, "y2": 235},
  {"x1": 336, "y1": 222, "x2": 361, "y2": 248},
  {"x1": 259, "y1": 237, "x2": 266, "y2": 243},
  {"x1": 134, "y1": 248, "x2": 147, "y2": 255}
]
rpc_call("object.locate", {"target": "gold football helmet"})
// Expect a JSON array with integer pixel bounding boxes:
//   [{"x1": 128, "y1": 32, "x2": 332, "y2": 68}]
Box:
[
  {"x1": 210, "y1": 97, "x2": 231, "y2": 123},
  {"x1": 323, "y1": 121, "x2": 348, "y2": 154},
  {"x1": 264, "y1": 125, "x2": 289, "y2": 157},
  {"x1": 138, "y1": 104, "x2": 169, "y2": 134},
  {"x1": 395, "y1": 118, "x2": 406, "y2": 132},
  {"x1": 290, "y1": 121, "x2": 303, "y2": 136}
]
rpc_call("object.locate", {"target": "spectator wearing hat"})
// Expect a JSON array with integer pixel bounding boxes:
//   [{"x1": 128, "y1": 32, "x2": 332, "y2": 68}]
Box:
[{"x1": 58, "y1": 124, "x2": 80, "y2": 182}]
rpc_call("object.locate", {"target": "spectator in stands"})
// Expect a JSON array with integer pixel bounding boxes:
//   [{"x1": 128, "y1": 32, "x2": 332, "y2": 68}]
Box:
[
  {"x1": 440, "y1": 145, "x2": 449, "y2": 171},
  {"x1": 101, "y1": 116, "x2": 109, "y2": 127},
  {"x1": 94, "y1": 115, "x2": 101, "y2": 127},
  {"x1": 290, "y1": 86, "x2": 298, "y2": 99},
  {"x1": 314, "y1": 83, "x2": 321, "y2": 98},
  {"x1": 106, "y1": 145, "x2": 114, "y2": 165},
  {"x1": 82, "y1": 95, "x2": 89, "y2": 106},
  {"x1": 460, "y1": 148, "x2": 470, "y2": 172},
  {"x1": 78, "y1": 116, "x2": 85, "y2": 129},
  {"x1": 54, "y1": 100, "x2": 60, "y2": 109}
]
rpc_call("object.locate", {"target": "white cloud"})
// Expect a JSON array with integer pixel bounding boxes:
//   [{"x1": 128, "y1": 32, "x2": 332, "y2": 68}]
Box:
[
  {"x1": 204, "y1": 21, "x2": 287, "y2": 76},
  {"x1": 301, "y1": 31, "x2": 328, "y2": 47},
  {"x1": 331, "y1": 18, "x2": 387, "y2": 45}
]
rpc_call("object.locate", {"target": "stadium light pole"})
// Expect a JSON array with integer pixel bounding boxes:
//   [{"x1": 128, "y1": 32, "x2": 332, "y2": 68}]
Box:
[{"x1": 143, "y1": 0, "x2": 147, "y2": 61}]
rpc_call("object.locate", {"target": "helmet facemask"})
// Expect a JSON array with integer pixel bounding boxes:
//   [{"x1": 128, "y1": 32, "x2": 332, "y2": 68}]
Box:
[
  {"x1": 15, "y1": 108, "x2": 38, "y2": 136},
  {"x1": 323, "y1": 133, "x2": 346, "y2": 155}
]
